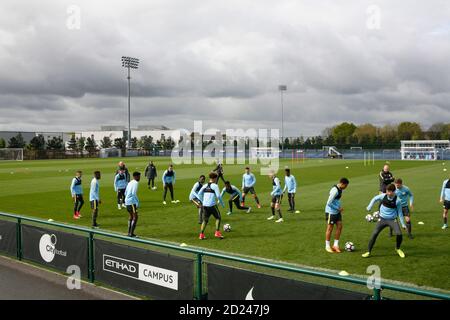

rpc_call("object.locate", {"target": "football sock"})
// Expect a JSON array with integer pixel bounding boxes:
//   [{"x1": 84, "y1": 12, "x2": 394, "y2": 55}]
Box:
[
  {"x1": 333, "y1": 239, "x2": 339, "y2": 247},
  {"x1": 215, "y1": 219, "x2": 221, "y2": 231},
  {"x1": 271, "y1": 207, "x2": 275, "y2": 216},
  {"x1": 396, "y1": 235, "x2": 403, "y2": 249},
  {"x1": 325, "y1": 240, "x2": 331, "y2": 248}
]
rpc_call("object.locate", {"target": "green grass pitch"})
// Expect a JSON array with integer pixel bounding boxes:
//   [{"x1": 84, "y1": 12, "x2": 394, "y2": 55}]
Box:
[{"x1": 0, "y1": 157, "x2": 449, "y2": 292}]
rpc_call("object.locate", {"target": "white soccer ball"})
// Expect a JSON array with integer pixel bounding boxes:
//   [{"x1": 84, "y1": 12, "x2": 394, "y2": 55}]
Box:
[
  {"x1": 365, "y1": 214, "x2": 374, "y2": 222},
  {"x1": 345, "y1": 242, "x2": 355, "y2": 252},
  {"x1": 223, "y1": 223, "x2": 232, "y2": 232},
  {"x1": 372, "y1": 211, "x2": 380, "y2": 220}
]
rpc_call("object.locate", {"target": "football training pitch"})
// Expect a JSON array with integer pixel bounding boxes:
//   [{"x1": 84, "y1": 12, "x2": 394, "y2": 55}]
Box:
[{"x1": 0, "y1": 157, "x2": 449, "y2": 292}]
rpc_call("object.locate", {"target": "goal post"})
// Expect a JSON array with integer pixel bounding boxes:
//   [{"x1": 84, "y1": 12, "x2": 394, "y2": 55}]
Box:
[{"x1": 0, "y1": 148, "x2": 24, "y2": 161}]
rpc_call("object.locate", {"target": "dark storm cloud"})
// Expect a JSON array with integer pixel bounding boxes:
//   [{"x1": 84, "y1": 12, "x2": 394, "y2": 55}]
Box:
[{"x1": 0, "y1": 0, "x2": 449, "y2": 135}]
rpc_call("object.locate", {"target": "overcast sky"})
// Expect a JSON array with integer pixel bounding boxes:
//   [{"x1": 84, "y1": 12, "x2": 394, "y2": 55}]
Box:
[{"x1": 0, "y1": 0, "x2": 449, "y2": 136}]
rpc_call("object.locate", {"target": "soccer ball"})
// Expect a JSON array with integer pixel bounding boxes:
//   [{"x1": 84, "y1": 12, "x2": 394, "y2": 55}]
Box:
[
  {"x1": 372, "y1": 211, "x2": 380, "y2": 221},
  {"x1": 365, "y1": 214, "x2": 374, "y2": 222},
  {"x1": 223, "y1": 223, "x2": 232, "y2": 232},
  {"x1": 345, "y1": 242, "x2": 355, "y2": 252}
]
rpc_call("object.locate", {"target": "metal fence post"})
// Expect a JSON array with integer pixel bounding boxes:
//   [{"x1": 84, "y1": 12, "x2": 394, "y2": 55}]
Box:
[
  {"x1": 373, "y1": 288, "x2": 382, "y2": 300},
  {"x1": 196, "y1": 253, "x2": 203, "y2": 300},
  {"x1": 88, "y1": 232, "x2": 95, "y2": 283},
  {"x1": 16, "y1": 218, "x2": 22, "y2": 260}
]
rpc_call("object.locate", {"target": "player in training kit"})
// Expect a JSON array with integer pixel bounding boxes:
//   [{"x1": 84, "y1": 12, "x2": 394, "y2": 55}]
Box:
[
  {"x1": 213, "y1": 159, "x2": 226, "y2": 184},
  {"x1": 363, "y1": 184, "x2": 407, "y2": 258},
  {"x1": 70, "y1": 170, "x2": 84, "y2": 220},
  {"x1": 89, "y1": 171, "x2": 101, "y2": 228},
  {"x1": 162, "y1": 164, "x2": 178, "y2": 204},
  {"x1": 197, "y1": 172, "x2": 225, "y2": 240},
  {"x1": 379, "y1": 164, "x2": 394, "y2": 193},
  {"x1": 125, "y1": 172, "x2": 141, "y2": 237},
  {"x1": 440, "y1": 176, "x2": 450, "y2": 229},
  {"x1": 144, "y1": 160, "x2": 157, "y2": 190},
  {"x1": 116, "y1": 161, "x2": 130, "y2": 182},
  {"x1": 394, "y1": 178, "x2": 414, "y2": 239},
  {"x1": 242, "y1": 167, "x2": 261, "y2": 209},
  {"x1": 324, "y1": 178, "x2": 349, "y2": 253},
  {"x1": 114, "y1": 169, "x2": 128, "y2": 210},
  {"x1": 190, "y1": 175, "x2": 206, "y2": 224},
  {"x1": 267, "y1": 172, "x2": 284, "y2": 223},
  {"x1": 221, "y1": 181, "x2": 251, "y2": 215},
  {"x1": 283, "y1": 168, "x2": 299, "y2": 213}
]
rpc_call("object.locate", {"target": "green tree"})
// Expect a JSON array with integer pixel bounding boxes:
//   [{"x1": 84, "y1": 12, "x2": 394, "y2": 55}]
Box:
[
  {"x1": 138, "y1": 135, "x2": 154, "y2": 150},
  {"x1": 0, "y1": 138, "x2": 5, "y2": 148},
  {"x1": 331, "y1": 122, "x2": 357, "y2": 145},
  {"x1": 131, "y1": 137, "x2": 138, "y2": 149},
  {"x1": 67, "y1": 134, "x2": 77, "y2": 151},
  {"x1": 85, "y1": 137, "x2": 98, "y2": 153},
  {"x1": 47, "y1": 137, "x2": 64, "y2": 150},
  {"x1": 28, "y1": 135, "x2": 46, "y2": 150},
  {"x1": 397, "y1": 122, "x2": 423, "y2": 140},
  {"x1": 353, "y1": 124, "x2": 378, "y2": 146},
  {"x1": 77, "y1": 137, "x2": 86, "y2": 152},
  {"x1": 114, "y1": 138, "x2": 126, "y2": 150},
  {"x1": 8, "y1": 133, "x2": 26, "y2": 148},
  {"x1": 100, "y1": 136, "x2": 112, "y2": 149}
]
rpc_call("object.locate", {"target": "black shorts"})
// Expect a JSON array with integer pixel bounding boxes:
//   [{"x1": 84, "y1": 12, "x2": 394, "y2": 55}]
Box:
[
  {"x1": 271, "y1": 195, "x2": 281, "y2": 204},
  {"x1": 191, "y1": 198, "x2": 202, "y2": 207},
  {"x1": 203, "y1": 205, "x2": 221, "y2": 221},
  {"x1": 126, "y1": 204, "x2": 138, "y2": 214},
  {"x1": 402, "y1": 206, "x2": 410, "y2": 216},
  {"x1": 444, "y1": 200, "x2": 450, "y2": 210},
  {"x1": 90, "y1": 200, "x2": 99, "y2": 209},
  {"x1": 243, "y1": 187, "x2": 256, "y2": 194},
  {"x1": 325, "y1": 212, "x2": 342, "y2": 225}
]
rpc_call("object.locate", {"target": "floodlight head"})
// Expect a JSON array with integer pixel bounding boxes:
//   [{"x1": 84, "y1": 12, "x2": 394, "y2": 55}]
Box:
[
  {"x1": 278, "y1": 85, "x2": 287, "y2": 91},
  {"x1": 121, "y1": 56, "x2": 140, "y2": 69}
]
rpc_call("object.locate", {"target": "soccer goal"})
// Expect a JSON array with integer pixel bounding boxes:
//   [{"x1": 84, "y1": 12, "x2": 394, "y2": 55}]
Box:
[
  {"x1": 0, "y1": 148, "x2": 24, "y2": 161},
  {"x1": 250, "y1": 147, "x2": 279, "y2": 160}
]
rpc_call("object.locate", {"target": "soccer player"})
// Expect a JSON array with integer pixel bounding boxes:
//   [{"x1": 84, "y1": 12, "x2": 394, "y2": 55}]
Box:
[
  {"x1": 440, "y1": 175, "x2": 450, "y2": 229},
  {"x1": 267, "y1": 172, "x2": 283, "y2": 223},
  {"x1": 116, "y1": 161, "x2": 130, "y2": 183},
  {"x1": 144, "y1": 160, "x2": 157, "y2": 190},
  {"x1": 221, "y1": 181, "x2": 251, "y2": 215},
  {"x1": 362, "y1": 184, "x2": 407, "y2": 258},
  {"x1": 197, "y1": 172, "x2": 225, "y2": 240},
  {"x1": 189, "y1": 175, "x2": 206, "y2": 224},
  {"x1": 324, "y1": 178, "x2": 349, "y2": 253},
  {"x1": 283, "y1": 168, "x2": 299, "y2": 213},
  {"x1": 379, "y1": 164, "x2": 394, "y2": 193},
  {"x1": 241, "y1": 167, "x2": 261, "y2": 209},
  {"x1": 162, "y1": 164, "x2": 178, "y2": 204},
  {"x1": 70, "y1": 170, "x2": 84, "y2": 220},
  {"x1": 125, "y1": 172, "x2": 141, "y2": 237},
  {"x1": 114, "y1": 169, "x2": 128, "y2": 210},
  {"x1": 89, "y1": 171, "x2": 101, "y2": 228},
  {"x1": 394, "y1": 178, "x2": 414, "y2": 239},
  {"x1": 213, "y1": 159, "x2": 226, "y2": 184}
]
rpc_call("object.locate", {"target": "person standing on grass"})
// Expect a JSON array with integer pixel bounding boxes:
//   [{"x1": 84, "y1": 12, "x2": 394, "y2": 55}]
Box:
[
  {"x1": 362, "y1": 184, "x2": 407, "y2": 258},
  {"x1": 197, "y1": 172, "x2": 225, "y2": 240},
  {"x1": 144, "y1": 160, "x2": 157, "y2": 190},
  {"x1": 440, "y1": 175, "x2": 450, "y2": 230},
  {"x1": 283, "y1": 168, "x2": 299, "y2": 213},
  {"x1": 394, "y1": 178, "x2": 414, "y2": 239},
  {"x1": 162, "y1": 164, "x2": 178, "y2": 204},
  {"x1": 70, "y1": 170, "x2": 84, "y2": 220},
  {"x1": 213, "y1": 159, "x2": 226, "y2": 184},
  {"x1": 379, "y1": 164, "x2": 394, "y2": 194},
  {"x1": 189, "y1": 175, "x2": 206, "y2": 224},
  {"x1": 221, "y1": 181, "x2": 251, "y2": 215},
  {"x1": 114, "y1": 169, "x2": 128, "y2": 210},
  {"x1": 125, "y1": 172, "x2": 141, "y2": 238},
  {"x1": 267, "y1": 171, "x2": 284, "y2": 223},
  {"x1": 89, "y1": 171, "x2": 101, "y2": 228},
  {"x1": 241, "y1": 166, "x2": 261, "y2": 209},
  {"x1": 324, "y1": 178, "x2": 349, "y2": 253},
  {"x1": 116, "y1": 161, "x2": 130, "y2": 183}
]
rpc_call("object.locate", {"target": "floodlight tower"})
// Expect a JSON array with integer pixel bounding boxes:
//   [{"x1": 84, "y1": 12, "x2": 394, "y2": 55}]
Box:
[
  {"x1": 278, "y1": 85, "x2": 287, "y2": 157},
  {"x1": 121, "y1": 56, "x2": 140, "y2": 149}
]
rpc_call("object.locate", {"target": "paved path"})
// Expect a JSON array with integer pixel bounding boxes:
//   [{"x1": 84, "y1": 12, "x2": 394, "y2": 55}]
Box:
[{"x1": 0, "y1": 255, "x2": 137, "y2": 300}]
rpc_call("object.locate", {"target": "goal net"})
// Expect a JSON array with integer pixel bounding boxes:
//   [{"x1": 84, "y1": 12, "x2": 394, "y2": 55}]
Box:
[
  {"x1": 0, "y1": 148, "x2": 23, "y2": 161},
  {"x1": 250, "y1": 147, "x2": 279, "y2": 160}
]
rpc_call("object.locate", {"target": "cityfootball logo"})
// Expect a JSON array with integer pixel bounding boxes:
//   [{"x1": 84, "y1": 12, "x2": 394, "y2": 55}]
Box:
[{"x1": 39, "y1": 233, "x2": 58, "y2": 262}]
